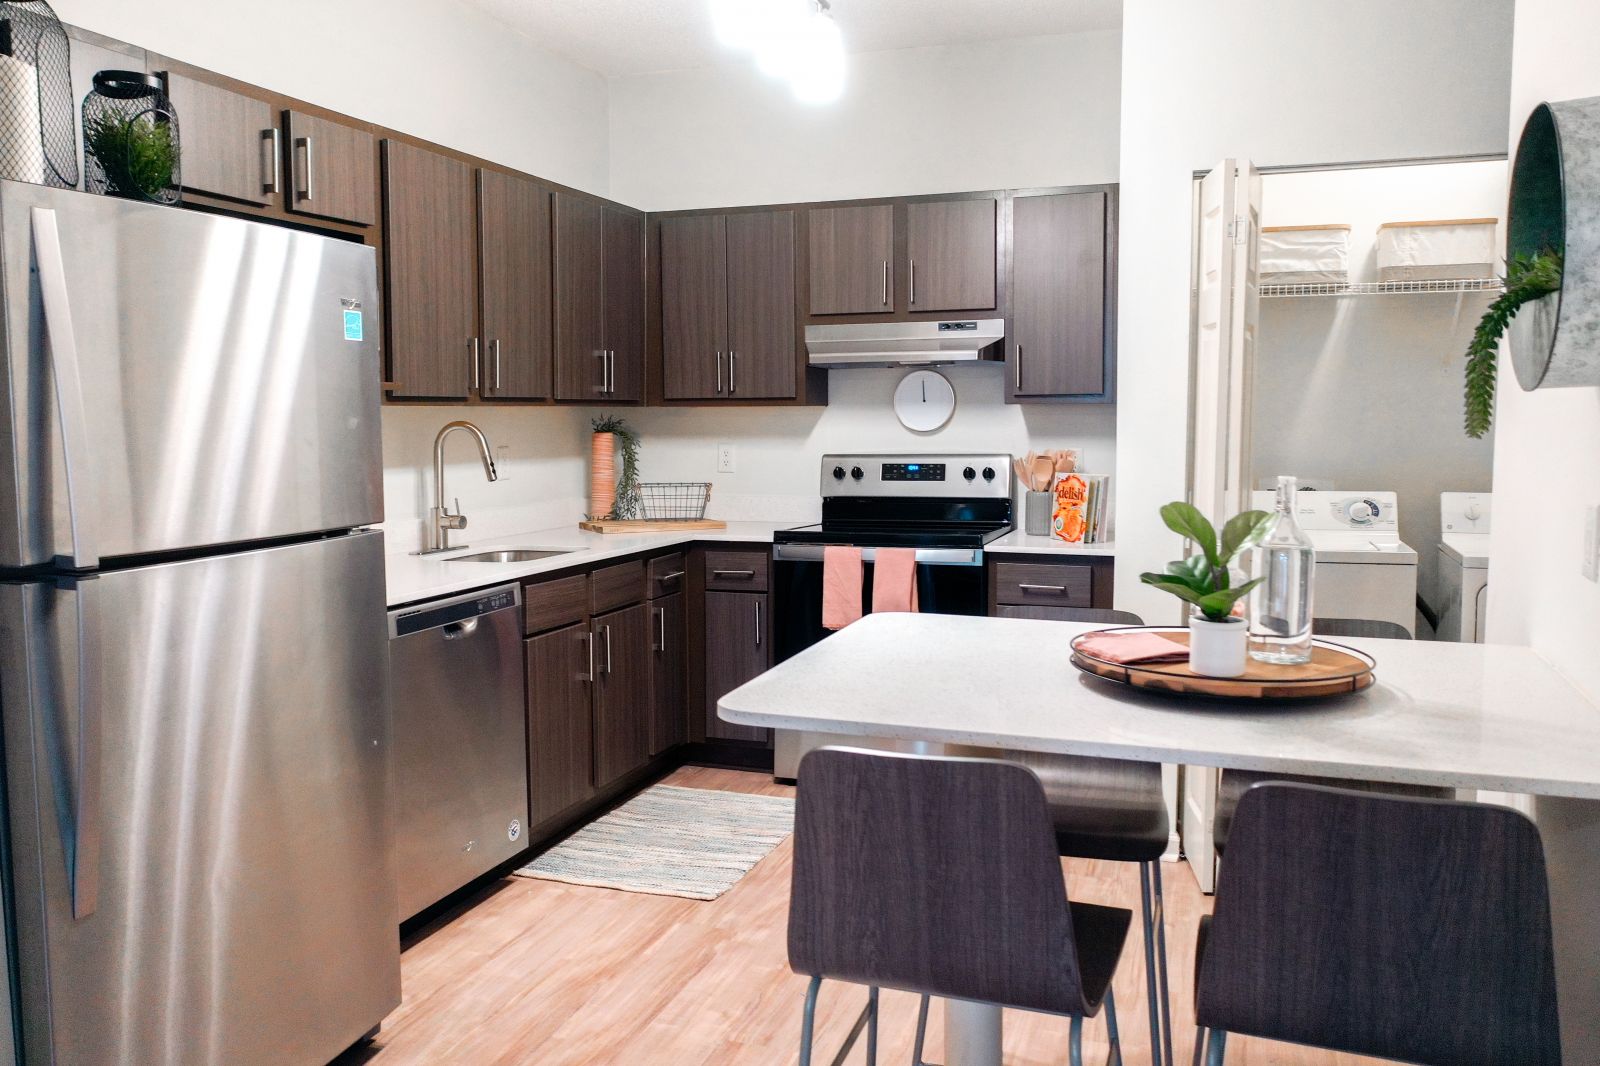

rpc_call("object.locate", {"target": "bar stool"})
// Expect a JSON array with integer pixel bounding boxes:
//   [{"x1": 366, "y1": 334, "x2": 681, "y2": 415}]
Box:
[
  {"x1": 789, "y1": 746, "x2": 1131, "y2": 1066},
  {"x1": 1193, "y1": 782, "x2": 1560, "y2": 1065},
  {"x1": 951, "y1": 606, "x2": 1174, "y2": 1066},
  {"x1": 1212, "y1": 617, "x2": 1448, "y2": 855}
]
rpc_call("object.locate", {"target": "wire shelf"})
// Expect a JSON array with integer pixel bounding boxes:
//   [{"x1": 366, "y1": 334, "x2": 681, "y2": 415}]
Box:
[
  {"x1": 638, "y1": 482, "x2": 712, "y2": 521},
  {"x1": 1261, "y1": 278, "x2": 1505, "y2": 298}
]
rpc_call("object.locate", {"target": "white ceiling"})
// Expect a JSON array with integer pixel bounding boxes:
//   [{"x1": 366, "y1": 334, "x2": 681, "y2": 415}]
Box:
[{"x1": 462, "y1": 0, "x2": 1123, "y2": 78}]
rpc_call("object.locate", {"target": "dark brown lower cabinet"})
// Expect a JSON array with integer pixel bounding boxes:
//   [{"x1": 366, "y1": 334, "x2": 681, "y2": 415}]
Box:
[
  {"x1": 703, "y1": 590, "x2": 770, "y2": 743},
  {"x1": 649, "y1": 592, "x2": 687, "y2": 755},
  {"x1": 526, "y1": 623, "x2": 596, "y2": 826},
  {"x1": 592, "y1": 603, "x2": 652, "y2": 788}
]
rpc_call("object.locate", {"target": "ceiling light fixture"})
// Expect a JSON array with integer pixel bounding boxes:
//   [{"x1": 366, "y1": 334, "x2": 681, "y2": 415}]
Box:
[{"x1": 711, "y1": 0, "x2": 846, "y2": 105}]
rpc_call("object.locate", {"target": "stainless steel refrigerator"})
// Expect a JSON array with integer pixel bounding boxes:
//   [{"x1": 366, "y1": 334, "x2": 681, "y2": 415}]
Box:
[{"x1": 0, "y1": 181, "x2": 399, "y2": 1064}]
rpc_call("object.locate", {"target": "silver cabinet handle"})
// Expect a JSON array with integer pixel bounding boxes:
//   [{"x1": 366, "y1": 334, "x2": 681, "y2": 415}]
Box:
[
  {"x1": 754, "y1": 600, "x2": 762, "y2": 647},
  {"x1": 909, "y1": 258, "x2": 916, "y2": 305},
  {"x1": 729, "y1": 350, "x2": 736, "y2": 393},
  {"x1": 656, "y1": 570, "x2": 686, "y2": 584},
  {"x1": 712, "y1": 569, "x2": 755, "y2": 578},
  {"x1": 1018, "y1": 583, "x2": 1068, "y2": 593},
  {"x1": 492, "y1": 339, "x2": 502, "y2": 392},
  {"x1": 294, "y1": 136, "x2": 313, "y2": 202},
  {"x1": 261, "y1": 127, "x2": 282, "y2": 194},
  {"x1": 602, "y1": 623, "x2": 613, "y2": 675},
  {"x1": 654, "y1": 606, "x2": 665, "y2": 652},
  {"x1": 1016, "y1": 342, "x2": 1023, "y2": 390},
  {"x1": 579, "y1": 629, "x2": 594, "y2": 682},
  {"x1": 595, "y1": 349, "x2": 607, "y2": 394},
  {"x1": 882, "y1": 259, "x2": 889, "y2": 305},
  {"x1": 470, "y1": 338, "x2": 480, "y2": 391},
  {"x1": 30, "y1": 208, "x2": 98, "y2": 569},
  {"x1": 607, "y1": 350, "x2": 616, "y2": 395},
  {"x1": 716, "y1": 351, "x2": 723, "y2": 394}
]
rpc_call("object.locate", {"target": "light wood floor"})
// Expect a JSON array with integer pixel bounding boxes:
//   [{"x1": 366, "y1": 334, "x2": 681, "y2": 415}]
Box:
[{"x1": 341, "y1": 767, "x2": 1384, "y2": 1066}]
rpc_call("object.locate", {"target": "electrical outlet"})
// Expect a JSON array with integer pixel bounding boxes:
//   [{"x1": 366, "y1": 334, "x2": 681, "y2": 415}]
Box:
[
  {"x1": 495, "y1": 444, "x2": 511, "y2": 480},
  {"x1": 717, "y1": 443, "x2": 736, "y2": 473},
  {"x1": 1585, "y1": 504, "x2": 1600, "y2": 582}
]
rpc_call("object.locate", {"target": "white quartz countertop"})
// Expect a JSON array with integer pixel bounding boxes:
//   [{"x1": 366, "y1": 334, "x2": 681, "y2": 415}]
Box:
[
  {"x1": 719, "y1": 613, "x2": 1600, "y2": 800},
  {"x1": 385, "y1": 522, "x2": 1115, "y2": 607}
]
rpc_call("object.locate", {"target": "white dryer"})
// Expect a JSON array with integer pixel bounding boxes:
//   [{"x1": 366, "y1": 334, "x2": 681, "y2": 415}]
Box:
[
  {"x1": 1437, "y1": 492, "x2": 1491, "y2": 643},
  {"x1": 1252, "y1": 489, "x2": 1418, "y2": 634}
]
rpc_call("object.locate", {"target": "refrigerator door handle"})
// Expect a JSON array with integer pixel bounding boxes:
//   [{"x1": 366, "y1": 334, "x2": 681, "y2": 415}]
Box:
[
  {"x1": 30, "y1": 207, "x2": 99, "y2": 570},
  {"x1": 41, "y1": 579, "x2": 103, "y2": 920}
]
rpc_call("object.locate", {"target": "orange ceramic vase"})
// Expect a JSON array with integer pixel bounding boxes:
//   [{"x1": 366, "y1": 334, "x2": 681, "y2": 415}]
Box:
[{"x1": 589, "y1": 432, "x2": 616, "y2": 520}]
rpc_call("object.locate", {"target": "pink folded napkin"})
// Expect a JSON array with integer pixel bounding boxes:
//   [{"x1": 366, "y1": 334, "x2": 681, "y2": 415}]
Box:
[{"x1": 1076, "y1": 630, "x2": 1190, "y2": 665}]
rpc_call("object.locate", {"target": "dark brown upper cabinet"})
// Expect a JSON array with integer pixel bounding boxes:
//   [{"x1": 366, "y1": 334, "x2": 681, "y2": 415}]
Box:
[
  {"x1": 554, "y1": 194, "x2": 644, "y2": 403},
  {"x1": 160, "y1": 71, "x2": 277, "y2": 207},
  {"x1": 382, "y1": 140, "x2": 477, "y2": 400},
  {"x1": 1008, "y1": 189, "x2": 1114, "y2": 403},
  {"x1": 285, "y1": 110, "x2": 377, "y2": 227},
  {"x1": 478, "y1": 169, "x2": 554, "y2": 401},
  {"x1": 660, "y1": 210, "x2": 796, "y2": 402},
  {"x1": 906, "y1": 198, "x2": 998, "y2": 312},
  {"x1": 808, "y1": 203, "x2": 893, "y2": 314}
]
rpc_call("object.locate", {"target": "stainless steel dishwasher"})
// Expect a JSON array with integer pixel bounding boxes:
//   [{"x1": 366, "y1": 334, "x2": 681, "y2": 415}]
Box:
[{"x1": 388, "y1": 583, "x2": 529, "y2": 920}]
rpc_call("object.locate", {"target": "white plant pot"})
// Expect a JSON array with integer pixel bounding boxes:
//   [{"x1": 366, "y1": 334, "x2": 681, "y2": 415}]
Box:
[{"x1": 1188, "y1": 615, "x2": 1248, "y2": 678}]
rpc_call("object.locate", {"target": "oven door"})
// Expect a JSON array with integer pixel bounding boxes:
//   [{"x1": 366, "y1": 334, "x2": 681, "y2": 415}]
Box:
[{"x1": 771, "y1": 543, "x2": 987, "y2": 664}]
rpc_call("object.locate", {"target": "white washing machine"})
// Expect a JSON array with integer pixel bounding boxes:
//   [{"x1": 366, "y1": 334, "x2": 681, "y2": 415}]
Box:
[
  {"x1": 1437, "y1": 492, "x2": 1491, "y2": 643},
  {"x1": 1252, "y1": 489, "x2": 1418, "y2": 634}
]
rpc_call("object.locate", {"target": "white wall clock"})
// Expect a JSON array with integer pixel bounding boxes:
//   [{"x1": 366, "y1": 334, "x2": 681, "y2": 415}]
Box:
[{"x1": 893, "y1": 370, "x2": 956, "y2": 432}]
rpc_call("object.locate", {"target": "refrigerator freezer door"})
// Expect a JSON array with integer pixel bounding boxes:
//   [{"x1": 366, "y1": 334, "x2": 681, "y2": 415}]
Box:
[
  {"x1": 0, "y1": 180, "x2": 384, "y2": 569},
  {"x1": 0, "y1": 530, "x2": 399, "y2": 1065}
]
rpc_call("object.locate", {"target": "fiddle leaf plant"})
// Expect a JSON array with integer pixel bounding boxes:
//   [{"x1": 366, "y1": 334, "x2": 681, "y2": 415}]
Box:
[
  {"x1": 1463, "y1": 249, "x2": 1563, "y2": 439},
  {"x1": 1139, "y1": 502, "x2": 1273, "y2": 622}
]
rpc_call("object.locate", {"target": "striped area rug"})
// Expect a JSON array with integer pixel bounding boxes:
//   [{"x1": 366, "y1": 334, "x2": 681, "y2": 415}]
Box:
[{"x1": 514, "y1": 784, "x2": 795, "y2": 901}]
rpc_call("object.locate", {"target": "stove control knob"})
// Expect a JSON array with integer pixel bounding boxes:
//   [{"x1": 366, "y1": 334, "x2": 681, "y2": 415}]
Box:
[
  {"x1": 981, "y1": 466, "x2": 996, "y2": 482},
  {"x1": 850, "y1": 466, "x2": 865, "y2": 481},
  {"x1": 962, "y1": 466, "x2": 977, "y2": 481},
  {"x1": 832, "y1": 465, "x2": 846, "y2": 481}
]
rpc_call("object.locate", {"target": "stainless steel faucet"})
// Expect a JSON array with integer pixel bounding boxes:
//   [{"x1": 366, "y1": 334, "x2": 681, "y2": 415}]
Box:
[{"x1": 418, "y1": 420, "x2": 499, "y2": 555}]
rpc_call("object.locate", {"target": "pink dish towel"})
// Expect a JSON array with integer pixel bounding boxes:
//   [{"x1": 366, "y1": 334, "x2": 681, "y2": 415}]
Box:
[
  {"x1": 871, "y1": 548, "x2": 920, "y2": 614},
  {"x1": 822, "y1": 545, "x2": 865, "y2": 630},
  {"x1": 1075, "y1": 630, "x2": 1190, "y2": 664}
]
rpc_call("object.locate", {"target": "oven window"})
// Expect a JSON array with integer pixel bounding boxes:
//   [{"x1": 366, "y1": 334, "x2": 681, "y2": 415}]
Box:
[{"x1": 772, "y1": 557, "x2": 987, "y2": 663}]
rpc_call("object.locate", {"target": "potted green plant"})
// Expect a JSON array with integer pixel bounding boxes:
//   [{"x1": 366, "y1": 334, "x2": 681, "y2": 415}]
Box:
[
  {"x1": 1463, "y1": 249, "x2": 1563, "y2": 438},
  {"x1": 83, "y1": 109, "x2": 180, "y2": 203},
  {"x1": 1140, "y1": 502, "x2": 1273, "y2": 677}
]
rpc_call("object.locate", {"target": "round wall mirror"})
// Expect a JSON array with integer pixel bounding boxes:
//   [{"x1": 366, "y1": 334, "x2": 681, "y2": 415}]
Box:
[{"x1": 893, "y1": 370, "x2": 956, "y2": 432}]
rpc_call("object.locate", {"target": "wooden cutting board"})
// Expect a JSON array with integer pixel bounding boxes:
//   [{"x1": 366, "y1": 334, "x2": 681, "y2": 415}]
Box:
[
  {"x1": 1070, "y1": 628, "x2": 1376, "y2": 700},
  {"x1": 579, "y1": 518, "x2": 728, "y2": 534}
]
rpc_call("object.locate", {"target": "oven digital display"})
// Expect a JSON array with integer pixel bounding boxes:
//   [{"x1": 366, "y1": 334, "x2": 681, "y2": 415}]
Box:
[{"x1": 882, "y1": 463, "x2": 946, "y2": 482}]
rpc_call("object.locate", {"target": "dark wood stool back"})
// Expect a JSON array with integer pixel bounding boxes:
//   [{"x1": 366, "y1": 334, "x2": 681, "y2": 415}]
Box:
[
  {"x1": 1197, "y1": 783, "x2": 1560, "y2": 1066},
  {"x1": 788, "y1": 747, "x2": 1105, "y2": 1017}
]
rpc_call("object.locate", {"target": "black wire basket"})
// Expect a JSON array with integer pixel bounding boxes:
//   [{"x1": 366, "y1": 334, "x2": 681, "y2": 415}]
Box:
[
  {"x1": 0, "y1": 1, "x2": 78, "y2": 188},
  {"x1": 638, "y1": 482, "x2": 713, "y2": 521},
  {"x1": 82, "y1": 70, "x2": 181, "y2": 204}
]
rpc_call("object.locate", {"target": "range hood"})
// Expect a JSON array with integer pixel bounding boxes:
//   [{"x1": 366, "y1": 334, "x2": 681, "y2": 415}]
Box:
[{"x1": 805, "y1": 319, "x2": 1005, "y2": 368}]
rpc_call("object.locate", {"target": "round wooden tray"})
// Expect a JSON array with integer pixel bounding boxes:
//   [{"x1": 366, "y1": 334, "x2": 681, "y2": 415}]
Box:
[{"x1": 1069, "y1": 627, "x2": 1376, "y2": 700}]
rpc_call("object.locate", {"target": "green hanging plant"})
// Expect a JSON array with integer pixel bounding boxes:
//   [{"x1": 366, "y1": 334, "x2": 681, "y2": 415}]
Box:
[
  {"x1": 85, "y1": 111, "x2": 180, "y2": 201},
  {"x1": 1463, "y1": 249, "x2": 1563, "y2": 439},
  {"x1": 592, "y1": 414, "x2": 641, "y2": 520}
]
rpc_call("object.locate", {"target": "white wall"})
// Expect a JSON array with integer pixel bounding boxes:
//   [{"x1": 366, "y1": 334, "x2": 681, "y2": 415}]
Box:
[
  {"x1": 1487, "y1": 0, "x2": 1600, "y2": 702},
  {"x1": 1115, "y1": 0, "x2": 1513, "y2": 621},
  {"x1": 54, "y1": 0, "x2": 611, "y2": 195},
  {"x1": 1251, "y1": 162, "x2": 1504, "y2": 613},
  {"x1": 608, "y1": 32, "x2": 1121, "y2": 211}
]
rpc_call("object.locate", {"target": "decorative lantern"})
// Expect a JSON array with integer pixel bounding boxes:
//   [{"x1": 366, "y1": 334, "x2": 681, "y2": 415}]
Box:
[
  {"x1": 82, "y1": 70, "x2": 181, "y2": 204},
  {"x1": 0, "y1": 0, "x2": 78, "y2": 188}
]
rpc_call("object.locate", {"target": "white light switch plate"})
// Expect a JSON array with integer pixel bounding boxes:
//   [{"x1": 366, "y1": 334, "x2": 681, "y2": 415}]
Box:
[
  {"x1": 1585, "y1": 504, "x2": 1599, "y2": 582},
  {"x1": 717, "y1": 443, "x2": 736, "y2": 473}
]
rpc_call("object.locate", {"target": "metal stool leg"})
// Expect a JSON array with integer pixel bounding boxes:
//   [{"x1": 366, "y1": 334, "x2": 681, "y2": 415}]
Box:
[
  {"x1": 1191, "y1": 1027, "x2": 1206, "y2": 1066},
  {"x1": 1204, "y1": 1028, "x2": 1227, "y2": 1066},
  {"x1": 1069, "y1": 1013, "x2": 1084, "y2": 1066},
  {"x1": 800, "y1": 975, "x2": 822, "y2": 1066},
  {"x1": 913, "y1": 995, "x2": 932, "y2": 1066},
  {"x1": 867, "y1": 986, "x2": 879, "y2": 1066},
  {"x1": 1152, "y1": 861, "x2": 1174, "y2": 1066},
  {"x1": 1138, "y1": 862, "x2": 1163, "y2": 1066},
  {"x1": 1103, "y1": 985, "x2": 1122, "y2": 1066}
]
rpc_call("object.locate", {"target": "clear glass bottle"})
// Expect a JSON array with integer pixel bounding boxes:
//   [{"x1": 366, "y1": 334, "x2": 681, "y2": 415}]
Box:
[{"x1": 1248, "y1": 475, "x2": 1316, "y2": 663}]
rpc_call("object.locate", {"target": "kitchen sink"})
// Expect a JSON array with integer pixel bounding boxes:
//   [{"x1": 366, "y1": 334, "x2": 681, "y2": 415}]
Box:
[{"x1": 447, "y1": 549, "x2": 573, "y2": 563}]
